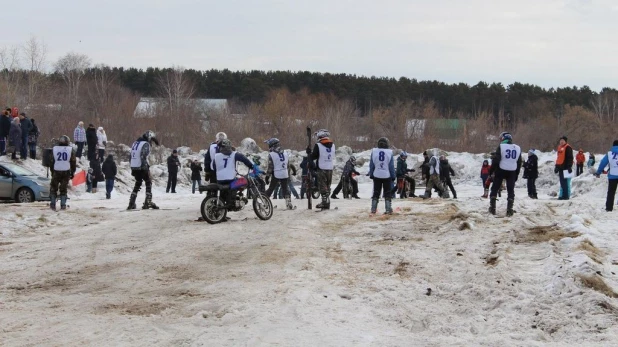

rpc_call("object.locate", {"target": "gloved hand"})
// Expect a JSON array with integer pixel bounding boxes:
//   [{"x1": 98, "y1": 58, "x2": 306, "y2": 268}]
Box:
[
  {"x1": 567, "y1": 167, "x2": 572, "y2": 174},
  {"x1": 391, "y1": 177, "x2": 396, "y2": 182},
  {"x1": 554, "y1": 166, "x2": 559, "y2": 174},
  {"x1": 265, "y1": 176, "x2": 270, "y2": 184},
  {"x1": 306, "y1": 147, "x2": 312, "y2": 155},
  {"x1": 252, "y1": 164, "x2": 262, "y2": 175}
]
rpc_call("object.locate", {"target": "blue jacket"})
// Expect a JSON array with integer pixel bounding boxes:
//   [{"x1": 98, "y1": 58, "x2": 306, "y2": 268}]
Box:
[
  {"x1": 596, "y1": 146, "x2": 618, "y2": 179},
  {"x1": 369, "y1": 151, "x2": 395, "y2": 180}
]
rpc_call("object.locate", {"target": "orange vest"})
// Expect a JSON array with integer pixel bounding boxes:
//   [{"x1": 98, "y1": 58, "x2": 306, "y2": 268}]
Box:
[
  {"x1": 575, "y1": 152, "x2": 585, "y2": 164},
  {"x1": 556, "y1": 144, "x2": 571, "y2": 165}
]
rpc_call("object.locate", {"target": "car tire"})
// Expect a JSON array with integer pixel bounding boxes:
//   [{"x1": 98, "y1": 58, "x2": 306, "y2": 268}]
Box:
[{"x1": 16, "y1": 187, "x2": 35, "y2": 203}]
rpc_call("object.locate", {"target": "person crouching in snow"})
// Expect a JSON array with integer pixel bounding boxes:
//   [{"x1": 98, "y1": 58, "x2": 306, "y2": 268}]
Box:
[
  {"x1": 594, "y1": 140, "x2": 618, "y2": 212},
  {"x1": 369, "y1": 137, "x2": 395, "y2": 214},
  {"x1": 264, "y1": 138, "x2": 294, "y2": 210}
]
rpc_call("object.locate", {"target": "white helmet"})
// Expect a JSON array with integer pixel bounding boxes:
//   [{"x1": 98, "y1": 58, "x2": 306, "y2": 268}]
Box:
[
  {"x1": 315, "y1": 129, "x2": 330, "y2": 139},
  {"x1": 215, "y1": 132, "x2": 228, "y2": 142}
]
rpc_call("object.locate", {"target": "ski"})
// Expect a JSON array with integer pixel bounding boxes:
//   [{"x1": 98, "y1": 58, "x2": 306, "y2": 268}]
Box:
[
  {"x1": 315, "y1": 207, "x2": 339, "y2": 212},
  {"x1": 274, "y1": 205, "x2": 297, "y2": 210},
  {"x1": 122, "y1": 207, "x2": 180, "y2": 212}
]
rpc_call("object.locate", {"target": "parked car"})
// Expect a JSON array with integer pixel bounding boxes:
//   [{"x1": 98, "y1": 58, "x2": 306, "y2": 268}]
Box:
[{"x1": 0, "y1": 163, "x2": 51, "y2": 203}]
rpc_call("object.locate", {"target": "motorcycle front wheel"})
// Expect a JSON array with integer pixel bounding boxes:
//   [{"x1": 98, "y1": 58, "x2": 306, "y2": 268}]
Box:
[
  {"x1": 252, "y1": 194, "x2": 273, "y2": 221},
  {"x1": 201, "y1": 196, "x2": 227, "y2": 224}
]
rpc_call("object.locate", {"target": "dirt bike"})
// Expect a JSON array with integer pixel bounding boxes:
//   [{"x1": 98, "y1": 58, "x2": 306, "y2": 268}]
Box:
[
  {"x1": 396, "y1": 170, "x2": 416, "y2": 198},
  {"x1": 199, "y1": 171, "x2": 273, "y2": 224},
  {"x1": 302, "y1": 172, "x2": 320, "y2": 199},
  {"x1": 342, "y1": 174, "x2": 356, "y2": 199}
]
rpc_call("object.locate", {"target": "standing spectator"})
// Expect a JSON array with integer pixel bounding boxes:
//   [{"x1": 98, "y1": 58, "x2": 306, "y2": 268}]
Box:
[
  {"x1": 101, "y1": 154, "x2": 117, "y2": 199},
  {"x1": 73, "y1": 121, "x2": 86, "y2": 158},
  {"x1": 85, "y1": 123, "x2": 97, "y2": 160},
  {"x1": 555, "y1": 136, "x2": 574, "y2": 200},
  {"x1": 439, "y1": 155, "x2": 457, "y2": 199},
  {"x1": 523, "y1": 149, "x2": 539, "y2": 199},
  {"x1": 480, "y1": 159, "x2": 491, "y2": 198},
  {"x1": 28, "y1": 118, "x2": 40, "y2": 159},
  {"x1": 9, "y1": 117, "x2": 22, "y2": 160},
  {"x1": 594, "y1": 140, "x2": 618, "y2": 212},
  {"x1": 96, "y1": 127, "x2": 107, "y2": 160},
  {"x1": 587, "y1": 152, "x2": 596, "y2": 170},
  {"x1": 166, "y1": 149, "x2": 180, "y2": 193},
  {"x1": 575, "y1": 149, "x2": 585, "y2": 176},
  {"x1": 90, "y1": 152, "x2": 104, "y2": 193},
  {"x1": 18, "y1": 113, "x2": 32, "y2": 159},
  {"x1": 0, "y1": 109, "x2": 11, "y2": 156},
  {"x1": 190, "y1": 159, "x2": 203, "y2": 194}
]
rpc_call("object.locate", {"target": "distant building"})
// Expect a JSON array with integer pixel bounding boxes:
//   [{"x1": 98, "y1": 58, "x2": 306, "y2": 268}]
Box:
[
  {"x1": 133, "y1": 97, "x2": 228, "y2": 118},
  {"x1": 406, "y1": 118, "x2": 467, "y2": 144}
]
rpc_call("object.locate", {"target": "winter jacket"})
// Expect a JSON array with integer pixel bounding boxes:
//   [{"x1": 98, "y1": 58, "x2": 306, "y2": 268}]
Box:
[
  {"x1": 74, "y1": 126, "x2": 86, "y2": 143},
  {"x1": 0, "y1": 114, "x2": 11, "y2": 137},
  {"x1": 596, "y1": 146, "x2": 618, "y2": 180},
  {"x1": 90, "y1": 156, "x2": 104, "y2": 181},
  {"x1": 342, "y1": 160, "x2": 360, "y2": 177},
  {"x1": 480, "y1": 163, "x2": 490, "y2": 178},
  {"x1": 167, "y1": 154, "x2": 180, "y2": 174},
  {"x1": 86, "y1": 126, "x2": 98, "y2": 148},
  {"x1": 555, "y1": 143, "x2": 574, "y2": 169},
  {"x1": 396, "y1": 156, "x2": 410, "y2": 177},
  {"x1": 28, "y1": 123, "x2": 40, "y2": 144},
  {"x1": 421, "y1": 155, "x2": 430, "y2": 178},
  {"x1": 587, "y1": 157, "x2": 596, "y2": 168},
  {"x1": 439, "y1": 159, "x2": 455, "y2": 181},
  {"x1": 19, "y1": 117, "x2": 32, "y2": 139},
  {"x1": 576, "y1": 151, "x2": 585, "y2": 165},
  {"x1": 9, "y1": 121, "x2": 22, "y2": 148},
  {"x1": 101, "y1": 155, "x2": 117, "y2": 179},
  {"x1": 190, "y1": 161, "x2": 203, "y2": 180},
  {"x1": 490, "y1": 142, "x2": 523, "y2": 176},
  {"x1": 523, "y1": 153, "x2": 539, "y2": 179},
  {"x1": 300, "y1": 156, "x2": 315, "y2": 175},
  {"x1": 96, "y1": 128, "x2": 107, "y2": 149}
]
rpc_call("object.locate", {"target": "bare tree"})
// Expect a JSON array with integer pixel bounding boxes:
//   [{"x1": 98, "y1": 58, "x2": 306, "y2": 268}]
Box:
[
  {"x1": 0, "y1": 45, "x2": 23, "y2": 105},
  {"x1": 54, "y1": 52, "x2": 91, "y2": 107},
  {"x1": 156, "y1": 66, "x2": 197, "y2": 146},
  {"x1": 22, "y1": 35, "x2": 47, "y2": 104}
]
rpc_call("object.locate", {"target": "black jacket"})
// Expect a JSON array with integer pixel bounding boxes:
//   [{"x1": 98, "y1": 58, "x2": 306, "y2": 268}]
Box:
[
  {"x1": 20, "y1": 117, "x2": 32, "y2": 137},
  {"x1": 102, "y1": 155, "x2": 117, "y2": 179},
  {"x1": 489, "y1": 143, "x2": 523, "y2": 177},
  {"x1": 523, "y1": 153, "x2": 538, "y2": 179},
  {"x1": 190, "y1": 161, "x2": 203, "y2": 180},
  {"x1": 421, "y1": 155, "x2": 430, "y2": 177},
  {"x1": 439, "y1": 159, "x2": 455, "y2": 181},
  {"x1": 0, "y1": 115, "x2": 11, "y2": 137},
  {"x1": 167, "y1": 155, "x2": 180, "y2": 174},
  {"x1": 90, "y1": 156, "x2": 104, "y2": 181},
  {"x1": 309, "y1": 140, "x2": 334, "y2": 170},
  {"x1": 86, "y1": 127, "x2": 98, "y2": 147}
]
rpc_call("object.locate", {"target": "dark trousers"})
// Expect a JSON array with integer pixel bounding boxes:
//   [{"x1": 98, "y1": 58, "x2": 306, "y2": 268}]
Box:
[
  {"x1": 266, "y1": 178, "x2": 290, "y2": 199},
  {"x1": 132, "y1": 169, "x2": 152, "y2": 195},
  {"x1": 98, "y1": 148, "x2": 105, "y2": 161},
  {"x1": 527, "y1": 178, "x2": 537, "y2": 197},
  {"x1": 558, "y1": 170, "x2": 569, "y2": 199},
  {"x1": 0, "y1": 137, "x2": 5, "y2": 155},
  {"x1": 606, "y1": 179, "x2": 618, "y2": 211},
  {"x1": 76, "y1": 142, "x2": 85, "y2": 158},
  {"x1": 372, "y1": 178, "x2": 392, "y2": 200},
  {"x1": 576, "y1": 164, "x2": 584, "y2": 176},
  {"x1": 166, "y1": 172, "x2": 177, "y2": 192},
  {"x1": 442, "y1": 177, "x2": 457, "y2": 198},
  {"x1": 29, "y1": 143, "x2": 37, "y2": 159},
  {"x1": 21, "y1": 137, "x2": 28, "y2": 158},
  {"x1": 333, "y1": 176, "x2": 359, "y2": 196},
  {"x1": 490, "y1": 169, "x2": 516, "y2": 200},
  {"x1": 300, "y1": 174, "x2": 317, "y2": 198},
  {"x1": 106, "y1": 179, "x2": 115, "y2": 194}
]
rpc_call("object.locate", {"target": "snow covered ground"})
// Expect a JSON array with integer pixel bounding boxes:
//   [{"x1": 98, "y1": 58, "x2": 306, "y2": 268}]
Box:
[{"x1": 1, "y1": 149, "x2": 618, "y2": 346}]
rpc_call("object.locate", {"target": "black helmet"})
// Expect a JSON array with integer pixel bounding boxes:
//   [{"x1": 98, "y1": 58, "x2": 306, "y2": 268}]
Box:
[
  {"x1": 264, "y1": 138, "x2": 281, "y2": 150},
  {"x1": 377, "y1": 137, "x2": 389, "y2": 149},
  {"x1": 58, "y1": 135, "x2": 70, "y2": 146},
  {"x1": 219, "y1": 139, "x2": 233, "y2": 155},
  {"x1": 349, "y1": 156, "x2": 356, "y2": 165}
]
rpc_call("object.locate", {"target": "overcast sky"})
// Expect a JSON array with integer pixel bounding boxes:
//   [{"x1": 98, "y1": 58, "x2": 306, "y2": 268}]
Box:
[{"x1": 3, "y1": 0, "x2": 618, "y2": 90}]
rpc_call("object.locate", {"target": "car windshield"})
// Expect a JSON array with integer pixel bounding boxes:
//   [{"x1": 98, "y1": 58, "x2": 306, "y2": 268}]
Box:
[{"x1": 1, "y1": 163, "x2": 37, "y2": 176}]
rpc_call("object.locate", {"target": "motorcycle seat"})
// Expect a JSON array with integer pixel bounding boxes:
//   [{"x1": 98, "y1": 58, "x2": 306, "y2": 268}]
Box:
[{"x1": 198, "y1": 183, "x2": 231, "y2": 192}]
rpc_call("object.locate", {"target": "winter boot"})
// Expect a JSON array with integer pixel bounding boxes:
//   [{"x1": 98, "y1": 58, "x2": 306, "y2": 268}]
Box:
[
  {"x1": 353, "y1": 194, "x2": 360, "y2": 199},
  {"x1": 60, "y1": 195, "x2": 68, "y2": 210},
  {"x1": 384, "y1": 199, "x2": 393, "y2": 215},
  {"x1": 371, "y1": 198, "x2": 378, "y2": 214},
  {"x1": 143, "y1": 192, "x2": 159, "y2": 209},
  {"x1": 489, "y1": 197, "x2": 496, "y2": 215},
  {"x1": 506, "y1": 199, "x2": 515, "y2": 217},
  {"x1": 318, "y1": 195, "x2": 330, "y2": 210},
  {"x1": 285, "y1": 196, "x2": 294, "y2": 210},
  {"x1": 106, "y1": 192, "x2": 111, "y2": 199},
  {"x1": 482, "y1": 189, "x2": 489, "y2": 198},
  {"x1": 93, "y1": 188, "x2": 97, "y2": 194},
  {"x1": 50, "y1": 194, "x2": 57, "y2": 211},
  {"x1": 421, "y1": 190, "x2": 431, "y2": 199},
  {"x1": 331, "y1": 192, "x2": 339, "y2": 199},
  {"x1": 127, "y1": 192, "x2": 137, "y2": 210},
  {"x1": 441, "y1": 190, "x2": 450, "y2": 199}
]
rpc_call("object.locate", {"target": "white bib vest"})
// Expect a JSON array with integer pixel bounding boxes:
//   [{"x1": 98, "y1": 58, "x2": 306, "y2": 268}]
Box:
[
  {"x1": 215, "y1": 151, "x2": 237, "y2": 181},
  {"x1": 317, "y1": 143, "x2": 335, "y2": 170},
  {"x1": 209, "y1": 143, "x2": 218, "y2": 170},
  {"x1": 270, "y1": 151, "x2": 289, "y2": 179},
  {"x1": 53, "y1": 146, "x2": 72, "y2": 171},
  {"x1": 430, "y1": 156, "x2": 440, "y2": 175},
  {"x1": 130, "y1": 141, "x2": 148, "y2": 168},
  {"x1": 371, "y1": 148, "x2": 393, "y2": 179},
  {"x1": 499, "y1": 143, "x2": 521, "y2": 171},
  {"x1": 608, "y1": 151, "x2": 618, "y2": 176}
]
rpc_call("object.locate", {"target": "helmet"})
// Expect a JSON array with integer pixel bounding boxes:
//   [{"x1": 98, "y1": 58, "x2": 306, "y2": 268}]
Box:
[
  {"x1": 377, "y1": 137, "x2": 389, "y2": 149},
  {"x1": 219, "y1": 139, "x2": 233, "y2": 155},
  {"x1": 400, "y1": 151, "x2": 408, "y2": 158},
  {"x1": 58, "y1": 135, "x2": 70, "y2": 146},
  {"x1": 264, "y1": 138, "x2": 280, "y2": 150},
  {"x1": 315, "y1": 129, "x2": 330, "y2": 139},
  {"x1": 143, "y1": 130, "x2": 159, "y2": 145},
  {"x1": 349, "y1": 156, "x2": 356, "y2": 165},
  {"x1": 215, "y1": 132, "x2": 227, "y2": 142},
  {"x1": 499, "y1": 132, "x2": 512, "y2": 142}
]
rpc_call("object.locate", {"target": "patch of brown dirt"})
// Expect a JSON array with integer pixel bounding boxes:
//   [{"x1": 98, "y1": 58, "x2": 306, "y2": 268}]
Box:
[
  {"x1": 577, "y1": 240, "x2": 605, "y2": 264},
  {"x1": 394, "y1": 261, "x2": 410, "y2": 276},
  {"x1": 97, "y1": 301, "x2": 171, "y2": 316},
  {"x1": 0, "y1": 242, "x2": 14, "y2": 246},
  {"x1": 578, "y1": 275, "x2": 618, "y2": 298},
  {"x1": 515, "y1": 225, "x2": 581, "y2": 243}
]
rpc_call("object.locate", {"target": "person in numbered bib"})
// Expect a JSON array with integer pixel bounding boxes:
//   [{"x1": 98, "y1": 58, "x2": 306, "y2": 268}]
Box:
[
  {"x1": 488, "y1": 132, "x2": 522, "y2": 216},
  {"x1": 369, "y1": 137, "x2": 395, "y2": 214},
  {"x1": 49, "y1": 135, "x2": 76, "y2": 210},
  {"x1": 307, "y1": 129, "x2": 335, "y2": 210},
  {"x1": 264, "y1": 138, "x2": 294, "y2": 210},
  {"x1": 213, "y1": 139, "x2": 258, "y2": 209},
  {"x1": 204, "y1": 132, "x2": 227, "y2": 186},
  {"x1": 421, "y1": 149, "x2": 447, "y2": 199},
  {"x1": 594, "y1": 140, "x2": 618, "y2": 212},
  {"x1": 128, "y1": 130, "x2": 160, "y2": 210}
]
